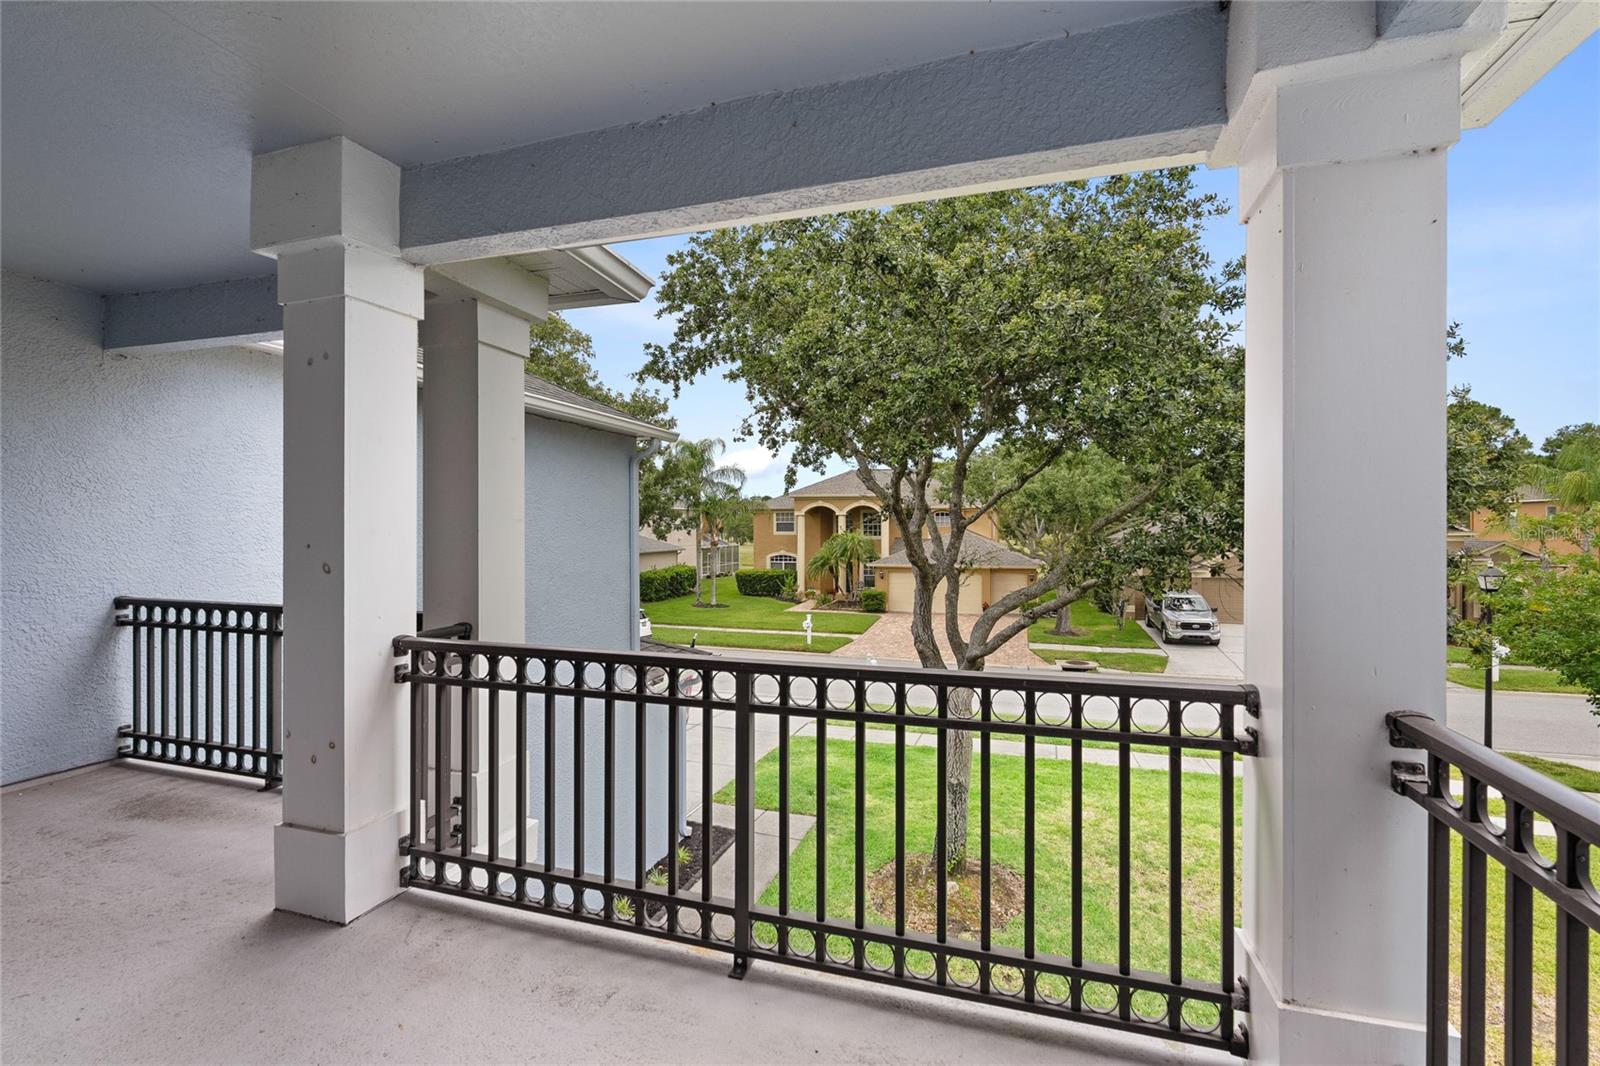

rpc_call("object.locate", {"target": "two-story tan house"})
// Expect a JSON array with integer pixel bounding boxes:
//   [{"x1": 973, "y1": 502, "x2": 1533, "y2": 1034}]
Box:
[{"x1": 753, "y1": 469, "x2": 1040, "y2": 613}]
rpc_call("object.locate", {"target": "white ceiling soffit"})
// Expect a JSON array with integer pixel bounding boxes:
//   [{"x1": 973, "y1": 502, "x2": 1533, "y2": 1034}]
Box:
[
  {"x1": 1460, "y1": 1, "x2": 1600, "y2": 128},
  {"x1": 0, "y1": 1, "x2": 1199, "y2": 294}
]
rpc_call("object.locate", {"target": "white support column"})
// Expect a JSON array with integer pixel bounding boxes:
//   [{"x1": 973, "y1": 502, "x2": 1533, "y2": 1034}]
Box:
[
  {"x1": 420, "y1": 277, "x2": 544, "y2": 854},
  {"x1": 1237, "y1": 63, "x2": 1459, "y2": 1062},
  {"x1": 252, "y1": 137, "x2": 424, "y2": 924}
]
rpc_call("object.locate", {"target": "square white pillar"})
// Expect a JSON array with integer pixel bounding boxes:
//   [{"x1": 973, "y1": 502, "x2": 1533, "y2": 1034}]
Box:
[
  {"x1": 420, "y1": 292, "x2": 539, "y2": 854},
  {"x1": 1237, "y1": 63, "x2": 1459, "y2": 1062},
  {"x1": 252, "y1": 137, "x2": 424, "y2": 924}
]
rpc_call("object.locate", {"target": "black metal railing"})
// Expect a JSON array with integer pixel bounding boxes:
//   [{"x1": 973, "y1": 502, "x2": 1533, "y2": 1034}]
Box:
[
  {"x1": 393, "y1": 636, "x2": 1258, "y2": 1054},
  {"x1": 1389, "y1": 711, "x2": 1598, "y2": 1066},
  {"x1": 113, "y1": 596, "x2": 283, "y2": 786}
]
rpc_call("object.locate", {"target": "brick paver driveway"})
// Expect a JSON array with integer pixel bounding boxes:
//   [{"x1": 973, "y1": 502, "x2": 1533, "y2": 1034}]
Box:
[{"x1": 842, "y1": 610, "x2": 1046, "y2": 668}]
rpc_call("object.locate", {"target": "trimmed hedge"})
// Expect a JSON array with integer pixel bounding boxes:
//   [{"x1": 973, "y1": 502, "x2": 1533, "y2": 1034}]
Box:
[
  {"x1": 640, "y1": 564, "x2": 696, "y2": 603},
  {"x1": 861, "y1": 587, "x2": 887, "y2": 613},
  {"x1": 735, "y1": 568, "x2": 791, "y2": 598}
]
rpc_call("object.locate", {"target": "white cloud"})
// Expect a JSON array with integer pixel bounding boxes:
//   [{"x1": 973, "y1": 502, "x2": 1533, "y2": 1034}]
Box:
[{"x1": 724, "y1": 444, "x2": 788, "y2": 479}]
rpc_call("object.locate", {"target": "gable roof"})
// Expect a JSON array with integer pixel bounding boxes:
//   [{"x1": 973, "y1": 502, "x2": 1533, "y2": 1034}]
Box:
[
  {"x1": 523, "y1": 373, "x2": 677, "y2": 441},
  {"x1": 766, "y1": 468, "x2": 944, "y2": 508},
  {"x1": 637, "y1": 534, "x2": 681, "y2": 555},
  {"x1": 875, "y1": 531, "x2": 1041, "y2": 570}
]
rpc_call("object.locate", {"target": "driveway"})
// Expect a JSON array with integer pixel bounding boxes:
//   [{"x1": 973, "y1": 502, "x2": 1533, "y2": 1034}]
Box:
[
  {"x1": 842, "y1": 611, "x2": 1046, "y2": 668},
  {"x1": 1151, "y1": 623, "x2": 1244, "y2": 680}
]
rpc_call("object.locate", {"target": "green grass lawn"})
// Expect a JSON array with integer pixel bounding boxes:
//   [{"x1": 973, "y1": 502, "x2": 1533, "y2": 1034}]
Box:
[
  {"x1": 739, "y1": 542, "x2": 755, "y2": 567},
  {"x1": 1447, "y1": 666, "x2": 1583, "y2": 695},
  {"x1": 1033, "y1": 649, "x2": 1168, "y2": 673},
  {"x1": 651, "y1": 626, "x2": 853, "y2": 654},
  {"x1": 645, "y1": 576, "x2": 879, "y2": 634},
  {"x1": 1504, "y1": 753, "x2": 1600, "y2": 794},
  {"x1": 1029, "y1": 600, "x2": 1159, "y2": 649},
  {"x1": 1446, "y1": 838, "x2": 1600, "y2": 1064},
  {"x1": 718, "y1": 737, "x2": 1241, "y2": 1020},
  {"x1": 1448, "y1": 645, "x2": 1534, "y2": 666},
  {"x1": 715, "y1": 738, "x2": 1597, "y2": 1054}
]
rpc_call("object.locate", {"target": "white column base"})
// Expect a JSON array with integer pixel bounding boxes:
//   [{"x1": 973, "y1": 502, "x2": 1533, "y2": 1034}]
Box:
[
  {"x1": 1238, "y1": 929, "x2": 1451, "y2": 1065},
  {"x1": 274, "y1": 810, "x2": 405, "y2": 925}
]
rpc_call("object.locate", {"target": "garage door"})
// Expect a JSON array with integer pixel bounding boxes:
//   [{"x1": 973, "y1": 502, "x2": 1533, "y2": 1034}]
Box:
[
  {"x1": 883, "y1": 570, "x2": 980, "y2": 613},
  {"x1": 1195, "y1": 576, "x2": 1245, "y2": 624}
]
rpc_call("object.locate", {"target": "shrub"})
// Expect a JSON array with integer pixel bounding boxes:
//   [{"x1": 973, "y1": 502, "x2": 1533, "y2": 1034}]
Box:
[
  {"x1": 815, "y1": 589, "x2": 834, "y2": 607},
  {"x1": 735, "y1": 568, "x2": 790, "y2": 598},
  {"x1": 640, "y1": 564, "x2": 696, "y2": 603},
  {"x1": 861, "y1": 587, "x2": 887, "y2": 613},
  {"x1": 780, "y1": 571, "x2": 798, "y2": 601}
]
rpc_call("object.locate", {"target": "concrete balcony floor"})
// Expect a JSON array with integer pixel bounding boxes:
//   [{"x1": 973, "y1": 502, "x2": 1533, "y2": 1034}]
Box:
[{"x1": 2, "y1": 762, "x2": 1234, "y2": 1064}]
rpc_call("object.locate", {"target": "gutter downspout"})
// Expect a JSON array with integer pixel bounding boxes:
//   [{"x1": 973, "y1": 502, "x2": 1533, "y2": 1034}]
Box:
[{"x1": 630, "y1": 438, "x2": 667, "y2": 651}]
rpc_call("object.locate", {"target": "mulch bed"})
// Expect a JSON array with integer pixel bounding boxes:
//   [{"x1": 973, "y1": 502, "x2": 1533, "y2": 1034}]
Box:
[
  {"x1": 867, "y1": 853, "x2": 1024, "y2": 938},
  {"x1": 639, "y1": 820, "x2": 736, "y2": 921}
]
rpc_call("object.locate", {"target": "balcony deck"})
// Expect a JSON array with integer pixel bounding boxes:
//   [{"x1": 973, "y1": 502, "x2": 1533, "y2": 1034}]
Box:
[{"x1": 2, "y1": 761, "x2": 1233, "y2": 1064}]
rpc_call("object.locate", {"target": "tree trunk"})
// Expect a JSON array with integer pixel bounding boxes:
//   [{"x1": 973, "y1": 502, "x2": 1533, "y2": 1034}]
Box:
[
  {"x1": 909, "y1": 584, "x2": 981, "y2": 871},
  {"x1": 939, "y1": 684, "x2": 977, "y2": 871},
  {"x1": 1052, "y1": 605, "x2": 1077, "y2": 635}
]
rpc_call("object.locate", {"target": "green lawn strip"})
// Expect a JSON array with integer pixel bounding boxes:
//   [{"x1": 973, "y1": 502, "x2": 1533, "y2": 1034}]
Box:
[
  {"x1": 1505, "y1": 753, "x2": 1600, "y2": 794},
  {"x1": 1446, "y1": 837, "x2": 1600, "y2": 1065},
  {"x1": 1446, "y1": 666, "x2": 1583, "y2": 695},
  {"x1": 1033, "y1": 649, "x2": 1168, "y2": 674},
  {"x1": 645, "y1": 576, "x2": 878, "y2": 634},
  {"x1": 1447, "y1": 645, "x2": 1535, "y2": 667},
  {"x1": 739, "y1": 543, "x2": 755, "y2": 567},
  {"x1": 852, "y1": 703, "x2": 1240, "y2": 760},
  {"x1": 651, "y1": 626, "x2": 852, "y2": 654},
  {"x1": 1029, "y1": 600, "x2": 1158, "y2": 649},
  {"x1": 718, "y1": 737, "x2": 1240, "y2": 1021}
]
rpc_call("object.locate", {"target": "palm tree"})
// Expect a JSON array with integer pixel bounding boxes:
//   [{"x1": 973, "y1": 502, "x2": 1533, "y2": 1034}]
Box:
[
  {"x1": 673, "y1": 438, "x2": 747, "y2": 606},
  {"x1": 805, "y1": 531, "x2": 880, "y2": 602},
  {"x1": 1534, "y1": 434, "x2": 1599, "y2": 512}
]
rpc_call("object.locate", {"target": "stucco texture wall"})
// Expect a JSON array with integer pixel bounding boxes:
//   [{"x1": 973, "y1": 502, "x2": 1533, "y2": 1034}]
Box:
[{"x1": 1, "y1": 271, "x2": 283, "y2": 784}]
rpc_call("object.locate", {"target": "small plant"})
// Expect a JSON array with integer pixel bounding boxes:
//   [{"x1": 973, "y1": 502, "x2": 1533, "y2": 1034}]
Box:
[
  {"x1": 816, "y1": 589, "x2": 834, "y2": 607},
  {"x1": 611, "y1": 897, "x2": 635, "y2": 920},
  {"x1": 677, "y1": 844, "x2": 693, "y2": 868},
  {"x1": 780, "y1": 570, "x2": 798, "y2": 601},
  {"x1": 647, "y1": 867, "x2": 668, "y2": 887}
]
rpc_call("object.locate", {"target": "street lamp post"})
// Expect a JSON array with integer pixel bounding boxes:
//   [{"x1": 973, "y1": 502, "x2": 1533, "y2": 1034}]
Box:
[{"x1": 1477, "y1": 565, "x2": 1504, "y2": 748}]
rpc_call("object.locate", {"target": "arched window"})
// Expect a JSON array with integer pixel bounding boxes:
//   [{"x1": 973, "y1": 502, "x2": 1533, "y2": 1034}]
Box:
[
  {"x1": 769, "y1": 553, "x2": 797, "y2": 571},
  {"x1": 933, "y1": 510, "x2": 952, "y2": 529}
]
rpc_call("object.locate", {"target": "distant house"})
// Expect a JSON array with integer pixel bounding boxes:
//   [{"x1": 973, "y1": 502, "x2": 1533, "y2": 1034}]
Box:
[
  {"x1": 753, "y1": 468, "x2": 1040, "y2": 611},
  {"x1": 1463, "y1": 485, "x2": 1585, "y2": 557},
  {"x1": 637, "y1": 534, "x2": 683, "y2": 572}
]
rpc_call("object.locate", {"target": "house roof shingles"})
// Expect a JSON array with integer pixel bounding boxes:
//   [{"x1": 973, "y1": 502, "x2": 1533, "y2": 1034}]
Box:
[
  {"x1": 766, "y1": 468, "x2": 944, "y2": 508},
  {"x1": 637, "y1": 534, "x2": 681, "y2": 555},
  {"x1": 875, "y1": 531, "x2": 1041, "y2": 570}
]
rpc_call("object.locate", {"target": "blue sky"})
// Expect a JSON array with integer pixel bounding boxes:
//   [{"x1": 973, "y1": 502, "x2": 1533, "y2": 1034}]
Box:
[{"x1": 567, "y1": 36, "x2": 1600, "y2": 498}]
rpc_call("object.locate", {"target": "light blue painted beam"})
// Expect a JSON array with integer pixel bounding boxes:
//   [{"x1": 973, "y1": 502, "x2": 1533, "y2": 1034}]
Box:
[
  {"x1": 399, "y1": 5, "x2": 1228, "y2": 263},
  {"x1": 103, "y1": 275, "x2": 280, "y2": 354}
]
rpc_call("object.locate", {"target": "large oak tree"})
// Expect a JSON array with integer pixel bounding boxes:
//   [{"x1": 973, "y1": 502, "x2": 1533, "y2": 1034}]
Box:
[{"x1": 642, "y1": 170, "x2": 1243, "y2": 866}]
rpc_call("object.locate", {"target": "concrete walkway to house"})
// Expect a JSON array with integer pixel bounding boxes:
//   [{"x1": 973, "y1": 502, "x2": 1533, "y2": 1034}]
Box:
[
  {"x1": 841, "y1": 610, "x2": 1046, "y2": 668},
  {"x1": 0, "y1": 763, "x2": 1228, "y2": 1065}
]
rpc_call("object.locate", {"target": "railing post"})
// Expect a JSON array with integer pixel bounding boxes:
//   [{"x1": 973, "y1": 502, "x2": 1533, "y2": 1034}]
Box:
[{"x1": 730, "y1": 668, "x2": 753, "y2": 980}]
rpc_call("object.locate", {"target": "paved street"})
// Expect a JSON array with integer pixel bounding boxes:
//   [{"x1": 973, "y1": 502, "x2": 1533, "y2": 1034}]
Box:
[{"x1": 697, "y1": 627, "x2": 1600, "y2": 765}]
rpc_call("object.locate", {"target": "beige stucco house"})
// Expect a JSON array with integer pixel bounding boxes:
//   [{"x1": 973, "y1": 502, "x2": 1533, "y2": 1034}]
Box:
[
  {"x1": 637, "y1": 534, "x2": 683, "y2": 572},
  {"x1": 752, "y1": 469, "x2": 1040, "y2": 610}
]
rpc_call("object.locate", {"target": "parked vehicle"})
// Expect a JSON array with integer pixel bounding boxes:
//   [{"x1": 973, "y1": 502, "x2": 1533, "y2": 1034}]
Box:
[
  {"x1": 638, "y1": 608, "x2": 652, "y2": 639},
  {"x1": 1146, "y1": 591, "x2": 1221, "y2": 645}
]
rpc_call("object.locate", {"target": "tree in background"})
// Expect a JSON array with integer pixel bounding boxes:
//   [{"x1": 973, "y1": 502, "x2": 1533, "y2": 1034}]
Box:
[
  {"x1": 1531, "y1": 423, "x2": 1600, "y2": 512},
  {"x1": 642, "y1": 170, "x2": 1242, "y2": 869},
  {"x1": 967, "y1": 445, "x2": 1239, "y2": 636},
  {"x1": 1444, "y1": 326, "x2": 1532, "y2": 527},
  {"x1": 667, "y1": 438, "x2": 746, "y2": 606},
  {"x1": 1483, "y1": 510, "x2": 1600, "y2": 715},
  {"x1": 721, "y1": 495, "x2": 765, "y2": 545}
]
